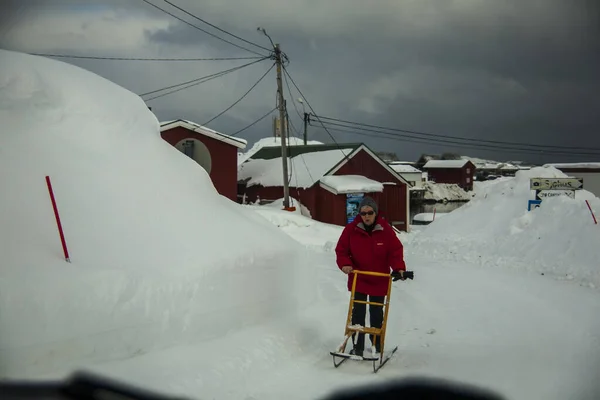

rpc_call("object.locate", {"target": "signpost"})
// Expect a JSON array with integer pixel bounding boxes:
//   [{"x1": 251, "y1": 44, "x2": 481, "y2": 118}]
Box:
[
  {"x1": 528, "y1": 177, "x2": 583, "y2": 211},
  {"x1": 530, "y1": 177, "x2": 583, "y2": 191},
  {"x1": 535, "y1": 190, "x2": 576, "y2": 200}
]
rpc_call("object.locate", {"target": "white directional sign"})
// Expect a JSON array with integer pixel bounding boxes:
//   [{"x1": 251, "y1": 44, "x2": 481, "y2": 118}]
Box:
[
  {"x1": 530, "y1": 177, "x2": 583, "y2": 191},
  {"x1": 536, "y1": 190, "x2": 575, "y2": 200}
]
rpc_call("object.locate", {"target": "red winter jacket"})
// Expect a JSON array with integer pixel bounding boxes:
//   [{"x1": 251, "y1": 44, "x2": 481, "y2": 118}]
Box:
[{"x1": 335, "y1": 215, "x2": 406, "y2": 296}]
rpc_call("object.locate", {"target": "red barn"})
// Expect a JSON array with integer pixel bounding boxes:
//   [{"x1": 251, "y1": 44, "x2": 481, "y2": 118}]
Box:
[
  {"x1": 238, "y1": 143, "x2": 411, "y2": 231},
  {"x1": 422, "y1": 159, "x2": 476, "y2": 191},
  {"x1": 160, "y1": 119, "x2": 247, "y2": 202}
]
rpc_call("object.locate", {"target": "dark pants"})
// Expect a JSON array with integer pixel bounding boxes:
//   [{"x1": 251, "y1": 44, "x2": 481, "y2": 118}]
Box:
[{"x1": 351, "y1": 292, "x2": 385, "y2": 353}]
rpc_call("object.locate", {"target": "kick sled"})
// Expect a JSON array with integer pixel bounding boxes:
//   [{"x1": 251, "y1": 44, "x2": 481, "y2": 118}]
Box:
[{"x1": 330, "y1": 269, "x2": 414, "y2": 373}]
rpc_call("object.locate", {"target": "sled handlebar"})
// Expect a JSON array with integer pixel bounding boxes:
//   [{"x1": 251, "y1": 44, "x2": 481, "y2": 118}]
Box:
[{"x1": 351, "y1": 270, "x2": 414, "y2": 281}]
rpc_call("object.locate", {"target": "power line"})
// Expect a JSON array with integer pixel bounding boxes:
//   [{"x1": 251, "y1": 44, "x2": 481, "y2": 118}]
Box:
[
  {"x1": 312, "y1": 121, "x2": 600, "y2": 158},
  {"x1": 286, "y1": 108, "x2": 315, "y2": 185},
  {"x1": 144, "y1": 69, "x2": 234, "y2": 101},
  {"x1": 160, "y1": 0, "x2": 271, "y2": 53},
  {"x1": 282, "y1": 75, "x2": 314, "y2": 184},
  {"x1": 282, "y1": 66, "x2": 353, "y2": 164},
  {"x1": 27, "y1": 53, "x2": 264, "y2": 61},
  {"x1": 140, "y1": 0, "x2": 269, "y2": 57},
  {"x1": 315, "y1": 119, "x2": 600, "y2": 156},
  {"x1": 313, "y1": 114, "x2": 600, "y2": 153},
  {"x1": 202, "y1": 62, "x2": 276, "y2": 126},
  {"x1": 139, "y1": 57, "x2": 268, "y2": 98},
  {"x1": 230, "y1": 107, "x2": 278, "y2": 137},
  {"x1": 282, "y1": 68, "x2": 304, "y2": 122}
]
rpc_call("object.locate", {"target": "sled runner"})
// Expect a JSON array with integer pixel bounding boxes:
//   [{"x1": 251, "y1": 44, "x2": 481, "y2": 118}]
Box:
[{"x1": 330, "y1": 269, "x2": 413, "y2": 373}]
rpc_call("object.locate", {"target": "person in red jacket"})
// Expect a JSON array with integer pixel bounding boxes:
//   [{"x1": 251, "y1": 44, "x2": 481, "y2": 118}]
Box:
[{"x1": 335, "y1": 196, "x2": 406, "y2": 357}]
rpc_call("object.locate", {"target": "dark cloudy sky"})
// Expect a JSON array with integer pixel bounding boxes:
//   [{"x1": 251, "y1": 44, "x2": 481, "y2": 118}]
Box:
[{"x1": 2, "y1": 0, "x2": 599, "y2": 164}]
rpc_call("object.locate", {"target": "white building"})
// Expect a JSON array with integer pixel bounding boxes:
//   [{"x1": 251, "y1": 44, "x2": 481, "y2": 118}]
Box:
[{"x1": 389, "y1": 163, "x2": 425, "y2": 187}]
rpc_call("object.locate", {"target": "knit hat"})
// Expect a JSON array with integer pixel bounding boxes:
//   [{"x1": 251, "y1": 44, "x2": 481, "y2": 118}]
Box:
[{"x1": 359, "y1": 196, "x2": 378, "y2": 214}]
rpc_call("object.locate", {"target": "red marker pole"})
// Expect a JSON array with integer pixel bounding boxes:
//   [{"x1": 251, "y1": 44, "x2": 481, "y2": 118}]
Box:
[
  {"x1": 46, "y1": 176, "x2": 71, "y2": 262},
  {"x1": 585, "y1": 200, "x2": 597, "y2": 225}
]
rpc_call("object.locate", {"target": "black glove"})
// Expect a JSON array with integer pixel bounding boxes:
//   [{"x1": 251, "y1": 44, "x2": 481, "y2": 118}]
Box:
[{"x1": 392, "y1": 271, "x2": 414, "y2": 281}]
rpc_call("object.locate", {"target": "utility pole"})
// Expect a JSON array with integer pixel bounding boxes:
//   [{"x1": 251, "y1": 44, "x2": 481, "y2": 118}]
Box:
[
  {"x1": 274, "y1": 43, "x2": 290, "y2": 209},
  {"x1": 303, "y1": 112, "x2": 309, "y2": 145}
]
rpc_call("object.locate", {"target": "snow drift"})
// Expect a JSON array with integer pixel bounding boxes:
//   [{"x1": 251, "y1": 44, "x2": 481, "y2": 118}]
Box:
[
  {"x1": 418, "y1": 182, "x2": 471, "y2": 202},
  {"x1": 408, "y1": 167, "x2": 600, "y2": 288},
  {"x1": 0, "y1": 50, "x2": 314, "y2": 378}
]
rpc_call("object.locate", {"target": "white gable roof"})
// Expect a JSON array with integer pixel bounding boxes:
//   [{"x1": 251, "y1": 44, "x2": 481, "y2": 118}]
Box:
[
  {"x1": 423, "y1": 159, "x2": 470, "y2": 169},
  {"x1": 160, "y1": 119, "x2": 247, "y2": 149},
  {"x1": 320, "y1": 175, "x2": 384, "y2": 194},
  {"x1": 390, "y1": 164, "x2": 422, "y2": 173}
]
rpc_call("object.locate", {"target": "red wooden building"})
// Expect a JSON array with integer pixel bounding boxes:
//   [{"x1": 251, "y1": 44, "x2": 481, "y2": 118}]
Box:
[
  {"x1": 160, "y1": 119, "x2": 247, "y2": 201},
  {"x1": 238, "y1": 143, "x2": 411, "y2": 231},
  {"x1": 422, "y1": 159, "x2": 476, "y2": 191}
]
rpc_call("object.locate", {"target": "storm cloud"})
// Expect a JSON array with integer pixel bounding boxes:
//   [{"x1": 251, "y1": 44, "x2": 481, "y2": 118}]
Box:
[{"x1": 1, "y1": 0, "x2": 599, "y2": 163}]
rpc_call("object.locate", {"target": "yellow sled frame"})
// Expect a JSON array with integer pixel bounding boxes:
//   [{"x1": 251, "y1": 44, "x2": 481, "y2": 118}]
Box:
[{"x1": 331, "y1": 270, "x2": 398, "y2": 372}]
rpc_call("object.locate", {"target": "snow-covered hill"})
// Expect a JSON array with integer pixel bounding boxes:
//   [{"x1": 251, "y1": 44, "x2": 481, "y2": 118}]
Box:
[
  {"x1": 409, "y1": 167, "x2": 600, "y2": 288},
  {"x1": 0, "y1": 49, "x2": 314, "y2": 377}
]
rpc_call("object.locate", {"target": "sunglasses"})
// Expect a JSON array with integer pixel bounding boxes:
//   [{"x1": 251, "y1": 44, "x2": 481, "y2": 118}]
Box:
[{"x1": 360, "y1": 211, "x2": 375, "y2": 216}]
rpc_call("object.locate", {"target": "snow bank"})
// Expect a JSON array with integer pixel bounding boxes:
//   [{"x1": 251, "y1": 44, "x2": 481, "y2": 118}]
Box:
[
  {"x1": 413, "y1": 212, "x2": 448, "y2": 223},
  {"x1": 408, "y1": 167, "x2": 600, "y2": 288},
  {"x1": 419, "y1": 182, "x2": 472, "y2": 201},
  {"x1": 0, "y1": 50, "x2": 314, "y2": 378},
  {"x1": 258, "y1": 196, "x2": 312, "y2": 219}
]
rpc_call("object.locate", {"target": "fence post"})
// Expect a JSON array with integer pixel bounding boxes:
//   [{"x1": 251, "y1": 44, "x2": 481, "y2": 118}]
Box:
[{"x1": 46, "y1": 176, "x2": 71, "y2": 262}]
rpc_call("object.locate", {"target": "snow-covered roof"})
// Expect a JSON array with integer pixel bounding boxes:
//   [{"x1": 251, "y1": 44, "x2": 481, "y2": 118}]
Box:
[
  {"x1": 320, "y1": 175, "x2": 384, "y2": 195},
  {"x1": 423, "y1": 159, "x2": 470, "y2": 169},
  {"x1": 238, "y1": 148, "x2": 355, "y2": 189},
  {"x1": 160, "y1": 119, "x2": 247, "y2": 149},
  {"x1": 238, "y1": 137, "x2": 324, "y2": 165},
  {"x1": 390, "y1": 164, "x2": 422, "y2": 173},
  {"x1": 544, "y1": 162, "x2": 600, "y2": 169}
]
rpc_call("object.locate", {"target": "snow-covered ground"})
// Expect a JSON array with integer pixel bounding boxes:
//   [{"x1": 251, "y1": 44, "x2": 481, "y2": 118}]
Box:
[
  {"x1": 2, "y1": 50, "x2": 600, "y2": 400},
  {"x1": 410, "y1": 167, "x2": 600, "y2": 289}
]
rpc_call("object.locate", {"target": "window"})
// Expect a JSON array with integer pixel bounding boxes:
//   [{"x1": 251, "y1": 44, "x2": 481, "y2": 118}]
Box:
[
  {"x1": 466, "y1": 168, "x2": 471, "y2": 174},
  {"x1": 183, "y1": 140, "x2": 194, "y2": 158},
  {"x1": 466, "y1": 177, "x2": 470, "y2": 183}
]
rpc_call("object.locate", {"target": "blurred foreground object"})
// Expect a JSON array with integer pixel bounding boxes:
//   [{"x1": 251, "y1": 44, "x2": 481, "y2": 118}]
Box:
[{"x1": 323, "y1": 377, "x2": 505, "y2": 400}]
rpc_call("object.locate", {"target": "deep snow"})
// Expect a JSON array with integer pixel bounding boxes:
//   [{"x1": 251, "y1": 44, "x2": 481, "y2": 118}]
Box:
[
  {"x1": 2, "y1": 49, "x2": 600, "y2": 400},
  {"x1": 75, "y1": 203, "x2": 600, "y2": 400},
  {"x1": 409, "y1": 167, "x2": 600, "y2": 288},
  {"x1": 0, "y1": 49, "x2": 314, "y2": 377}
]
